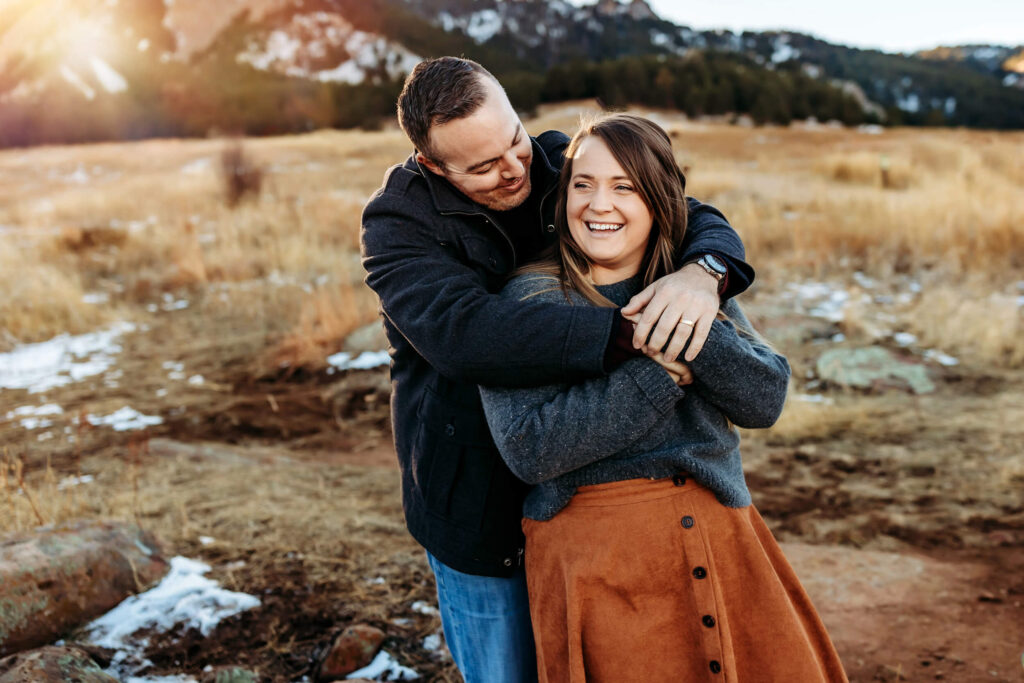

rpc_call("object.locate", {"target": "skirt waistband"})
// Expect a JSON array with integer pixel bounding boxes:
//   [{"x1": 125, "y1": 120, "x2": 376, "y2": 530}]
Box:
[{"x1": 570, "y1": 474, "x2": 700, "y2": 508}]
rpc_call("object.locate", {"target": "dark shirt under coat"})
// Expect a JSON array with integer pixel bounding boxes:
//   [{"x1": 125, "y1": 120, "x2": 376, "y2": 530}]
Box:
[{"x1": 360, "y1": 130, "x2": 754, "y2": 577}]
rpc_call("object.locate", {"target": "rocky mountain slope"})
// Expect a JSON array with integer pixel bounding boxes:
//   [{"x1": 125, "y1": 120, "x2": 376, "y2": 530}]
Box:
[{"x1": 1, "y1": 0, "x2": 1022, "y2": 146}]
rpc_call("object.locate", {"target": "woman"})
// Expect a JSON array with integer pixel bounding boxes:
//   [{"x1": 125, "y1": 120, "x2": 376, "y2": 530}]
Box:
[{"x1": 479, "y1": 113, "x2": 847, "y2": 682}]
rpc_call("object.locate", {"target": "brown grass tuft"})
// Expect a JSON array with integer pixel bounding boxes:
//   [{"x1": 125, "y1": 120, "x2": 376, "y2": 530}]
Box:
[
  {"x1": 220, "y1": 140, "x2": 264, "y2": 208},
  {"x1": 263, "y1": 283, "x2": 380, "y2": 375},
  {"x1": 908, "y1": 286, "x2": 1024, "y2": 368}
]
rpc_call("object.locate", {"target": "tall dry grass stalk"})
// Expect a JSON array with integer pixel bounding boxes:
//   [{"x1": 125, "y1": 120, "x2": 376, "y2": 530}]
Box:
[
  {"x1": 263, "y1": 283, "x2": 380, "y2": 374},
  {"x1": 0, "y1": 439, "x2": 152, "y2": 536},
  {"x1": 0, "y1": 240, "x2": 115, "y2": 348},
  {"x1": 908, "y1": 286, "x2": 1024, "y2": 367}
]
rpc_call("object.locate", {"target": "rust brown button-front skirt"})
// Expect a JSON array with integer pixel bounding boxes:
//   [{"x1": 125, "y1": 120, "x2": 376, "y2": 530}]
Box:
[{"x1": 522, "y1": 476, "x2": 848, "y2": 682}]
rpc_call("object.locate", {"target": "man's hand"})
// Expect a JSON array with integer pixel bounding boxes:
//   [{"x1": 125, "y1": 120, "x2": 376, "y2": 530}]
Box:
[{"x1": 621, "y1": 263, "x2": 720, "y2": 363}]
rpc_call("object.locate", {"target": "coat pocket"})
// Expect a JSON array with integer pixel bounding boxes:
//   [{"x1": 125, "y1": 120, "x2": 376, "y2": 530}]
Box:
[{"x1": 414, "y1": 385, "x2": 499, "y2": 530}]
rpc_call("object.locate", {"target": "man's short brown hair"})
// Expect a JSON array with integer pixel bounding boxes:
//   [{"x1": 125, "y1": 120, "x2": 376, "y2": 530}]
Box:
[{"x1": 397, "y1": 57, "x2": 498, "y2": 167}]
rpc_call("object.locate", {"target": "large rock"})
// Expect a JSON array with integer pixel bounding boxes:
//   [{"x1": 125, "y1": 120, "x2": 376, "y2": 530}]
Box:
[
  {"x1": 0, "y1": 645, "x2": 117, "y2": 682},
  {"x1": 317, "y1": 624, "x2": 386, "y2": 682},
  {"x1": 0, "y1": 521, "x2": 168, "y2": 656},
  {"x1": 816, "y1": 346, "x2": 935, "y2": 394}
]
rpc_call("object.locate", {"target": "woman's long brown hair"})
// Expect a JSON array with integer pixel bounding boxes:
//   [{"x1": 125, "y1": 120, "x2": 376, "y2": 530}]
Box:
[{"x1": 517, "y1": 113, "x2": 689, "y2": 306}]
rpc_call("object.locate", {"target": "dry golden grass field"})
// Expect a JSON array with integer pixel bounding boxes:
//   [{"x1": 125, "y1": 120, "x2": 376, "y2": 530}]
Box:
[{"x1": 2, "y1": 102, "x2": 1023, "y2": 681}]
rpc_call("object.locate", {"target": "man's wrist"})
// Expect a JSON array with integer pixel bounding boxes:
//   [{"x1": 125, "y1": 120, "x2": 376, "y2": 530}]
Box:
[{"x1": 683, "y1": 254, "x2": 728, "y2": 296}]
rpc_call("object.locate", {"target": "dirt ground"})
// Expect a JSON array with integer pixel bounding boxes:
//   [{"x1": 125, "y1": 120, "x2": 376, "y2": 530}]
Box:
[{"x1": 4, "y1": 291, "x2": 1023, "y2": 683}]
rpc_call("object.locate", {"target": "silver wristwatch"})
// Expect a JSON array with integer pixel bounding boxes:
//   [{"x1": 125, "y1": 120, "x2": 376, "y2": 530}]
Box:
[{"x1": 692, "y1": 254, "x2": 727, "y2": 291}]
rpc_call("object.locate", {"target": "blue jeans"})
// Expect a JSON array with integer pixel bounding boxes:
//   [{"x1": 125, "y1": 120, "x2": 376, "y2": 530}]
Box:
[{"x1": 426, "y1": 551, "x2": 538, "y2": 683}]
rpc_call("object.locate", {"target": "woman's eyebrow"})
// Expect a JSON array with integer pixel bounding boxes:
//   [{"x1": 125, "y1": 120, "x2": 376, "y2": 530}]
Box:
[{"x1": 571, "y1": 173, "x2": 631, "y2": 180}]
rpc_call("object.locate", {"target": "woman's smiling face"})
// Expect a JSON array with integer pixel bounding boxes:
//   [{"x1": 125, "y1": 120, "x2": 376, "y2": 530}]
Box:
[{"x1": 566, "y1": 135, "x2": 654, "y2": 285}]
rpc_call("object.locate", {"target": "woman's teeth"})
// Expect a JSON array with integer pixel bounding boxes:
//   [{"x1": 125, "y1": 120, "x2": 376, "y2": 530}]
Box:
[{"x1": 587, "y1": 222, "x2": 622, "y2": 232}]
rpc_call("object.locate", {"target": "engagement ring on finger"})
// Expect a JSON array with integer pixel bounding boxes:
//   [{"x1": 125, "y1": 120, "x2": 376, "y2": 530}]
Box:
[{"x1": 679, "y1": 319, "x2": 695, "y2": 327}]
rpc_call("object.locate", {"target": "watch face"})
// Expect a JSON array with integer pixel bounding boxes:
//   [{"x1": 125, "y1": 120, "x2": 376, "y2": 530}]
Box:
[{"x1": 703, "y1": 254, "x2": 727, "y2": 274}]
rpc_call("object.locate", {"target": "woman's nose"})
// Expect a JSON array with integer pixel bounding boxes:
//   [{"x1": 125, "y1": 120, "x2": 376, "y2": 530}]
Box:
[{"x1": 589, "y1": 186, "x2": 613, "y2": 212}]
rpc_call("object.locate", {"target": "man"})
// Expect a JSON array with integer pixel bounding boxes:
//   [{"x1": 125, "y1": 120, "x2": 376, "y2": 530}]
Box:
[{"x1": 361, "y1": 57, "x2": 754, "y2": 682}]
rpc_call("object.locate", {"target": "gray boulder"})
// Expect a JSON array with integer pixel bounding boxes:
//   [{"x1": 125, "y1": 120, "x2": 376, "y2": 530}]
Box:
[{"x1": 816, "y1": 346, "x2": 936, "y2": 394}]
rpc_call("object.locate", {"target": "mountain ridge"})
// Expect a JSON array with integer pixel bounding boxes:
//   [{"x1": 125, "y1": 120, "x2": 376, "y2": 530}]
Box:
[{"x1": 1, "y1": 0, "x2": 1021, "y2": 147}]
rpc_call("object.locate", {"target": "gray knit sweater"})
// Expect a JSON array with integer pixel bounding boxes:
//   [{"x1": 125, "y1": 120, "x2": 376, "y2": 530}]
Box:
[{"x1": 479, "y1": 273, "x2": 790, "y2": 521}]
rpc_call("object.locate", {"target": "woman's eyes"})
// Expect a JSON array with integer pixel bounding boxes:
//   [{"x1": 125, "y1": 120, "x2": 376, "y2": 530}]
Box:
[{"x1": 573, "y1": 182, "x2": 634, "y2": 192}]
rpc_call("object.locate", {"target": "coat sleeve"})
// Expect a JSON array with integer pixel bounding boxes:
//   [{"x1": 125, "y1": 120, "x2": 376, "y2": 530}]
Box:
[
  {"x1": 679, "y1": 198, "x2": 756, "y2": 300},
  {"x1": 685, "y1": 299, "x2": 791, "y2": 428},
  {"x1": 478, "y1": 277, "x2": 686, "y2": 485},
  {"x1": 361, "y1": 189, "x2": 614, "y2": 387}
]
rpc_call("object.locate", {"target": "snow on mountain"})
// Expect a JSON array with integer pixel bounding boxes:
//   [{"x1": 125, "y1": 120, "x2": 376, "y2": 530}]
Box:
[
  {"x1": 771, "y1": 35, "x2": 800, "y2": 64},
  {"x1": 162, "y1": 0, "x2": 291, "y2": 59},
  {"x1": 237, "y1": 12, "x2": 421, "y2": 85}
]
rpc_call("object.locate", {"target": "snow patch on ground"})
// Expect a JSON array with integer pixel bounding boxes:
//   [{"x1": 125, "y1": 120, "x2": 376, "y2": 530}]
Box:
[
  {"x1": 5, "y1": 403, "x2": 64, "y2": 430},
  {"x1": 180, "y1": 157, "x2": 213, "y2": 175},
  {"x1": 86, "y1": 406, "x2": 163, "y2": 431},
  {"x1": 345, "y1": 650, "x2": 419, "y2": 680},
  {"x1": 0, "y1": 322, "x2": 135, "y2": 393},
  {"x1": 85, "y1": 556, "x2": 261, "y2": 681},
  {"x1": 410, "y1": 600, "x2": 440, "y2": 617},
  {"x1": 783, "y1": 281, "x2": 852, "y2": 322},
  {"x1": 327, "y1": 350, "x2": 390, "y2": 371},
  {"x1": 57, "y1": 474, "x2": 95, "y2": 490}
]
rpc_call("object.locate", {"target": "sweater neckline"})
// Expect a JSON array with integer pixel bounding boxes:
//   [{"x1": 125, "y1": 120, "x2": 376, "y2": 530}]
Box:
[{"x1": 593, "y1": 272, "x2": 645, "y2": 306}]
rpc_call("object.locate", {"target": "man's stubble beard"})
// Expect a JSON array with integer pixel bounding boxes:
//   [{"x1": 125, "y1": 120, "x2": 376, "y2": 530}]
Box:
[{"x1": 476, "y1": 173, "x2": 533, "y2": 212}]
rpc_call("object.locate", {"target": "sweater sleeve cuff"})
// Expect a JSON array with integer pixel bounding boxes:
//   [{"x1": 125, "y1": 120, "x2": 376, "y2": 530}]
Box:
[
  {"x1": 621, "y1": 358, "x2": 685, "y2": 415},
  {"x1": 685, "y1": 320, "x2": 734, "y2": 376},
  {"x1": 604, "y1": 309, "x2": 645, "y2": 371},
  {"x1": 564, "y1": 306, "x2": 618, "y2": 377}
]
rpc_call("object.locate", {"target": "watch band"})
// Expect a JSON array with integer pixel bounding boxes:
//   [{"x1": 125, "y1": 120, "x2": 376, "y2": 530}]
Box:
[{"x1": 687, "y1": 254, "x2": 728, "y2": 295}]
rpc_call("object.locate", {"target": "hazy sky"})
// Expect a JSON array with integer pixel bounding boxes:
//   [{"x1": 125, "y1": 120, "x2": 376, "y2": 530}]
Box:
[{"x1": 584, "y1": 0, "x2": 1024, "y2": 53}]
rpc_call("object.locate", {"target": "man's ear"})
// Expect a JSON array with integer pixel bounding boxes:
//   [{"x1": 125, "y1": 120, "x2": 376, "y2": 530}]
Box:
[{"x1": 416, "y1": 152, "x2": 443, "y2": 176}]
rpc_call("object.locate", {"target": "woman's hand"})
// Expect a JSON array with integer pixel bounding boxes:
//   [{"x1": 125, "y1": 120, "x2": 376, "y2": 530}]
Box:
[{"x1": 649, "y1": 352, "x2": 694, "y2": 386}]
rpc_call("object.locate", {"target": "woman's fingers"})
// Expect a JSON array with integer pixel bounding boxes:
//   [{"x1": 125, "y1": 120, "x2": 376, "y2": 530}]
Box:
[{"x1": 650, "y1": 353, "x2": 693, "y2": 386}]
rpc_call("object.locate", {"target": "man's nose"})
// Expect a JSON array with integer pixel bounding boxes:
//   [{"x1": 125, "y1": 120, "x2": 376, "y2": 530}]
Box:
[{"x1": 498, "y1": 150, "x2": 524, "y2": 179}]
